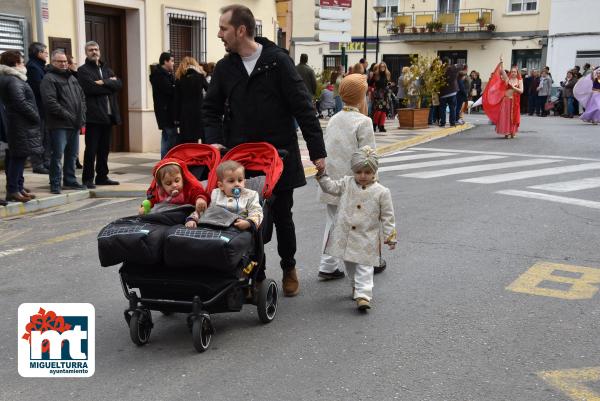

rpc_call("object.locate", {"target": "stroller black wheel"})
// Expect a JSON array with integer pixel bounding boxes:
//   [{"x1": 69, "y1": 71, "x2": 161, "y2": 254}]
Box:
[
  {"x1": 257, "y1": 279, "x2": 278, "y2": 323},
  {"x1": 192, "y1": 315, "x2": 212, "y2": 353},
  {"x1": 129, "y1": 310, "x2": 152, "y2": 346}
]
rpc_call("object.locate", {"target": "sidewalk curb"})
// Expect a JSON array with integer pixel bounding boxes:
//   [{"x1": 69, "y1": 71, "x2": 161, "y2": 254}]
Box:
[
  {"x1": 303, "y1": 123, "x2": 474, "y2": 177},
  {"x1": 0, "y1": 190, "x2": 90, "y2": 218},
  {"x1": 90, "y1": 188, "x2": 147, "y2": 198}
]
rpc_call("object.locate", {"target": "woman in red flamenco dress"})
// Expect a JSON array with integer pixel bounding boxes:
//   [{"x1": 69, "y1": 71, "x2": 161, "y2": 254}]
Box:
[{"x1": 483, "y1": 59, "x2": 523, "y2": 138}]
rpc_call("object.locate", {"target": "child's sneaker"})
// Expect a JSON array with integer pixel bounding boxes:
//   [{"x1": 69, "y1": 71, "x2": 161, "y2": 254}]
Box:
[
  {"x1": 356, "y1": 298, "x2": 371, "y2": 311},
  {"x1": 318, "y1": 269, "x2": 345, "y2": 280}
]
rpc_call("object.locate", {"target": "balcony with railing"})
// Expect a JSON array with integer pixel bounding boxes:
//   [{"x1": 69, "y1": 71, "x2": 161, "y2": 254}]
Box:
[{"x1": 386, "y1": 8, "x2": 495, "y2": 41}]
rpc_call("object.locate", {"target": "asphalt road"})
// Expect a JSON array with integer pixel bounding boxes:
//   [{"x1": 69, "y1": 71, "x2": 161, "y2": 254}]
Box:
[{"x1": 1, "y1": 115, "x2": 599, "y2": 401}]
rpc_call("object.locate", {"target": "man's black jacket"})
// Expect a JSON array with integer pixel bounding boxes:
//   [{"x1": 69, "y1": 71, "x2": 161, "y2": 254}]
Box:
[
  {"x1": 203, "y1": 37, "x2": 326, "y2": 191},
  {"x1": 77, "y1": 58, "x2": 122, "y2": 125},
  {"x1": 150, "y1": 65, "x2": 176, "y2": 129},
  {"x1": 40, "y1": 66, "x2": 86, "y2": 130}
]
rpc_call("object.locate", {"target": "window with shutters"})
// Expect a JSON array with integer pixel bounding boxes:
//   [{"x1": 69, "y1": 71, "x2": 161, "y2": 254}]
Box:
[
  {"x1": 0, "y1": 14, "x2": 27, "y2": 55},
  {"x1": 165, "y1": 9, "x2": 206, "y2": 65}
]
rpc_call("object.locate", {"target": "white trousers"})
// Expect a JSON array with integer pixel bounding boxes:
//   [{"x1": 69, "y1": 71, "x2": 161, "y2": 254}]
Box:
[
  {"x1": 319, "y1": 204, "x2": 343, "y2": 273},
  {"x1": 347, "y1": 262, "x2": 374, "y2": 301}
]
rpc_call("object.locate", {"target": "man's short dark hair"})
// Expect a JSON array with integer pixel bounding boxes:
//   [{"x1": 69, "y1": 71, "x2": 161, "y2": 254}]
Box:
[
  {"x1": 0, "y1": 50, "x2": 23, "y2": 67},
  {"x1": 359, "y1": 58, "x2": 366, "y2": 64},
  {"x1": 28, "y1": 42, "x2": 46, "y2": 59},
  {"x1": 300, "y1": 54, "x2": 308, "y2": 64},
  {"x1": 584, "y1": 63, "x2": 591, "y2": 69},
  {"x1": 159, "y1": 52, "x2": 173, "y2": 66},
  {"x1": 220, "y1": 4, "x2": 255, "y2": 37}
]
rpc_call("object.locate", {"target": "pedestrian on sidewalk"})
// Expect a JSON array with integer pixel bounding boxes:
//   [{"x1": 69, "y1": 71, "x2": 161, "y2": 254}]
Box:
[
  {"x1": 438, "y1": 58, "x2": 462, "y2": 127},
  {"x1": 40, "y1": 50, "x2": 86, "y2": 194},
  {"x1": 455, "y1": 71, "x2": 468, "y2": 125},
  {"x1": 67, "y1": 54, "x2": 84, "y2": 170},
  {"x1": 296, "y1": 54, "x2": 317, "y2": 99},
  {"x1": 78, "y1": 41, "x2": 122, "y2": 189},
  {"x1": 150, "y1": 52, "x2": 178, "y2": 157},
  {"x1": 175, "y1": 56, "x2": 209, "y2": 144},
  {"x1": 26, "y1": 42, "x2": 50, "y2": 174},
  {"x1": 536, "y1": 70, "x2": 552, "y2": 117},
  {"x1": 560, "y1": 70, "x2": 578, "y2": 118},
  {"x1": 371, "y1": 62, "x2": 391, "y2": 132},
  {"x1": 317, "y1": 73, "x2": 375, "y2": 281},
  {"x1": 315, "y1": 146, "x2": 396, "y2": 311},
  {"x1": 0, "y1": 51, "x2": 42, "y2": 202},
  {"x1": 203, "y1": 4, "x2": 326, "y2": 297},
  {"x1": 333, "y1": 64, "x2": 344, "y2": 114}
]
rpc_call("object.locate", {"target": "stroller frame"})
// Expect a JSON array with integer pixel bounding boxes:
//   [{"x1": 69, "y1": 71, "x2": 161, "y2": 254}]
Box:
[{"x1": 118, "y1": 143, "x2": 283, "y2": 352}]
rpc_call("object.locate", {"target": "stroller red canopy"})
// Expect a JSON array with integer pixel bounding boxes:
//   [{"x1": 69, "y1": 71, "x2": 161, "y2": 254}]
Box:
[{"x1": 221, "y1": 142, "x2": 284, "y2": 199}]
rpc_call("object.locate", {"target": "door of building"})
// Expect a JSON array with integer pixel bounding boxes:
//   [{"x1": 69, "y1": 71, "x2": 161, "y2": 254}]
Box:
[
  {"x1": 438, "y1": 50, "x2": 467, "y2": 66},
  {"x1": 512, "y1": 49, "x2": 542, "y2": 72},
  {"x1": 84, "y1": 5, "x2": 129, "y2": 152},
  {"x1": 382, "y1": 54, "x2": 412, "y2": 84}
]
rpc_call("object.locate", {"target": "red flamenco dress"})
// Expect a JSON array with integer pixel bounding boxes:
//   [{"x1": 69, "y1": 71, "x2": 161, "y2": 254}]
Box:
[{"x1": 483, "y1": 64, "x2": 521, "y2": 137}]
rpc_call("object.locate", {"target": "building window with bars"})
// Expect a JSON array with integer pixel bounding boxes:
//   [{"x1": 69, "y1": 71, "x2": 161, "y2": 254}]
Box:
[
  {"x1": 166, "y1": 11, "x2": 207, "y2": 65},
  {"x1": 0, "y1": 14, "x2": 27, "y2": 55},
  {"x1": 255, "y1": 20, "x2": 262, "y2": 37}
]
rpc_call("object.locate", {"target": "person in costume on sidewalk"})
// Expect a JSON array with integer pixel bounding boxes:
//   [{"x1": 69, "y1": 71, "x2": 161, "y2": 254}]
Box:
[
  {"x1": 316, "y1": 146, "x2": 396, "y2": 311},
  {"x1": 317, "y1": 73, "x2": 376, "y2": 281},
  {"x1": 483, "y1": 58, "x2": 523, "y2": 139},
  {"x1": 574, "y1": 67, "x2": 600, "y2": 125}
]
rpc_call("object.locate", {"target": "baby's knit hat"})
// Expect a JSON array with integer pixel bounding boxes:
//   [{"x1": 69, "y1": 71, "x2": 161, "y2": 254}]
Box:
[
  {"x1": 351, "y1": 145, "x2": 379, "y2": 173},
  {"x1": 339, "y1": 73, "x2": 368, "y2": 115}
]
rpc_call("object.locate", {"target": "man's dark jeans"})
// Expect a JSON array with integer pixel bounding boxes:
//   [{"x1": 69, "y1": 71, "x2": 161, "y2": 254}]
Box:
[
  {"x1": 83, "y1": 123, "x2": 111, "y2": 183},
  {"x1": 49, "y1": 128, "x2": 79, "y2": 188},
  {"x1": 271, "y1": 188, "x2": 297, "y2": 271},
  {"x1": 439, "y1": 95, "x2": 457, "y2": 126},
  {"x1": 527, "y1": 94, "x2": 536, "y2": 114},
  {"x1": 161, "y1": 127, "x2": 178, "y2": 159},
  {"x1": 5, "y1": 149, "x2": 26, "y2": 194}
]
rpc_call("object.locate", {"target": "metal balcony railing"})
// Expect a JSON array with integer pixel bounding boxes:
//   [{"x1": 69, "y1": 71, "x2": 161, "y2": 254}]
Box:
[{"x1": 387, "y1": 8, "x2": 494, "y2": 34}]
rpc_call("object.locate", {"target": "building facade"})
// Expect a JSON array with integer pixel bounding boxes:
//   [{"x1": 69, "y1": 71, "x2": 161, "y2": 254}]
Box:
[
  {"x1": 291, "y1": 0, "x2": 549, "y2": 83},
  {"x1": 0, "y1": 0, "x2": 278, "y2": 152},
  {"x1": 546, "y1": 0, "x2": 600, "y2": 81}
]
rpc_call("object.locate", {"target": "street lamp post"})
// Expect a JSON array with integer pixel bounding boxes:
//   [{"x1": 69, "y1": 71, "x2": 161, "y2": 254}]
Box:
[
  {"x1": 373, "y1": 5, "x2": 385, "y2": 64},
  {"x1": 363, "y1": 0, "x2": 367, "y2": 61}
]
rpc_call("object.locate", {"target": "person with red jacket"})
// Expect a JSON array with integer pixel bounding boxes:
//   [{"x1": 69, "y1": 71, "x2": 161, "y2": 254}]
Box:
[{"x1": 139, "y1": 158, "x2": 209, "y2": 218}]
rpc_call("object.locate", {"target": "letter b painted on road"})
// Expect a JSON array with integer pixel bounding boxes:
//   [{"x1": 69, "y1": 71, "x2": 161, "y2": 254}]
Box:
[{"x1": 507, "y1": 262, "x2": 600, "y2": 300}]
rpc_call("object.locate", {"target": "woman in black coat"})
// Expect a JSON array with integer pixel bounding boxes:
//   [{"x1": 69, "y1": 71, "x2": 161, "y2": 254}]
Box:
[
  {"x1": 0, "y1": 51, "x2": 42, "y2": 202},
  {"x1": 175, "y1": 57, "x2": 209, "y2": 144}
]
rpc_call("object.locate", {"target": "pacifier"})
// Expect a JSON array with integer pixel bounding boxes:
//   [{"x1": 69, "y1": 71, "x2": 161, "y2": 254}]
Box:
[{"x1": 232, "y1": 187, "x2": 241, "y2": 199}]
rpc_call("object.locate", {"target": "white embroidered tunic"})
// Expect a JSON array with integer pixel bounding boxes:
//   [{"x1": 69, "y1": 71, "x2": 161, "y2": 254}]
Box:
[{"x1": 317, "y1": 175, "x2": 397, "y2": 266}]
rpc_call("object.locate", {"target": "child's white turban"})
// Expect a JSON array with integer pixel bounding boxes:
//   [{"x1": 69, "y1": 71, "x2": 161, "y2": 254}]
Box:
[{"x1": 351, "y1": 146, "x2": 379, "y2": 173}]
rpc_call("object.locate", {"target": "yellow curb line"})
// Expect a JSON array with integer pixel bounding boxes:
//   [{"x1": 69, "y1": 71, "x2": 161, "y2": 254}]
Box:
[{"x1": 303, "y1": 123, "x2": 474, "y2": 177}]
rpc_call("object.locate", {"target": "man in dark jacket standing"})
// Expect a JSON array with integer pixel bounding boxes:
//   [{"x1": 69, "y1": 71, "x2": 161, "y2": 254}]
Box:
[
  {"x1": 26, "y1": 42, "x2": 50, "y2": 174},
  {"x1": 438, "y1": 58, "x2": 462, "y2": 127},
  {"x1": 78, "y1": 41, "x2": 122, "y2": 188},
  {"x1": 150, "y1": 52, "x2": 177, "y2": 158},
  {"x1": 296, "y1": 53, "x2": 317, "y2": 98},
  {"x1": 203, "y1": 4, "x2": 327, "y2": 297},
  {"x1": 41, "y1": 50, "x2": 86, "y2": 194}
]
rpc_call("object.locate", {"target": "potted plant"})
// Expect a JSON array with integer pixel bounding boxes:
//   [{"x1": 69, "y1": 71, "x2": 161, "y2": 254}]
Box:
[
  {"x1": 434, "y1": 21, "x2": 443, "y2": 32},
  {"x1": 459, "y1": 26, "x2": 465, "y2": 32},
  {"x1": 476, "y1": 17, "x2": 485, "y2": 28},
  {"x1": 391, "y1": 26, "x2": 399, "y2": 34},
  {"x1": 425, "y1": 21, "x2": 435, "y2": 33},
  {"x1": 487, "y1": 23, "x2": 496, "y2": 32},
  {"x1": 399, "y1": 22, "x2": 407, "y2": 33},
  {"x1": 412, "y1": 26, "x2": 418, "y2": 33},
  {"x1": 397, "y1": 56, "x2": 447, "y2": 129}
]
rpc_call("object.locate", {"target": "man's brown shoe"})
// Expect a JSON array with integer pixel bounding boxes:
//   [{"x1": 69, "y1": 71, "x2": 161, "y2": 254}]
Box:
[{"x1": 282, "y1": 268, "x2": 299, "y2": 297}]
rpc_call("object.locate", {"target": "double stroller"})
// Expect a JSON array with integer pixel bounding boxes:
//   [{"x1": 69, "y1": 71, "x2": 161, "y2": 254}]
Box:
[{"x1": 97, "y1": 142, "x2": 284, "y2": 352}]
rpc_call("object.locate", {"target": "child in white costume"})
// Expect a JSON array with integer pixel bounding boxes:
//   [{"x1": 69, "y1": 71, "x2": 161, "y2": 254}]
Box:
[
  {"x1": 316, "y1": 146, "x2": 396, "y2": 310},
  {"x1": 317, "y1": 73, "x2": 376, "y2": 280}
]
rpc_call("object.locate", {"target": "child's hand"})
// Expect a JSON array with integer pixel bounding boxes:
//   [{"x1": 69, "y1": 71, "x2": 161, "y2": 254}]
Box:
[
  {"x1": 385, "y1": 240, "x2": 396, "y2": 250},
  {"x1": 138, "y1": 206, "x2": 145, "y2": 215},
  {"x1": 195, "y1": 198, "x2": 207, "y2": 214},
  {"x1": 185, "y1": 220, "x2": 197, "y2": 228},
  {"x1": 233, "y1": 219, "x2": 251, "y2": 230}
]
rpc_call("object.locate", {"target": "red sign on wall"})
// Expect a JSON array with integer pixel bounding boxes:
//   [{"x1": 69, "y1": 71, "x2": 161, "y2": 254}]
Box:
[{"x1": 320, "y1": 0, "x2": 352, "y2": 7}]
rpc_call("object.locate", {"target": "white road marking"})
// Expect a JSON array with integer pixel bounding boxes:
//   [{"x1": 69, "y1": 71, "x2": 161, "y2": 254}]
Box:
[
  {"x1": 529, "y1": 177, "x2": 600, "y2": 193},
  {"x1": 380, "y1": 152, "x2": 457, "y2": 164},
  {"x1": 401, "y1": 159, "x2": 562, "y2": 178},
  {"x1": 461, "y1": 163, "x2": 600, "y2": 184},
  {"x1": 0, "y1": 248, "x2": 25, "y2": 258},
  {"x1": 413, "y1": 147, "x2": 600, "y2": 162},
  {"x1": 379, "y1": 155, "x2": 506, "y2": 172},
  {"x1": 80, "y1": 198, "x2": 136, "y2": 211},
  {"x1": 497, "y1": 190, "x2": 600, "y2": 210}
]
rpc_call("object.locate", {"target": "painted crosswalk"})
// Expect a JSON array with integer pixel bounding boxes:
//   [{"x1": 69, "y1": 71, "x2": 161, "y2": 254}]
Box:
[{"x1": 378, "y1": 148, "x2": 600, "y2": 210}]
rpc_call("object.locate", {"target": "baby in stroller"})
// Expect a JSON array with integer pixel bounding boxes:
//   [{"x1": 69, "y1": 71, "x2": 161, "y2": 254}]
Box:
[
  {"x1": 138, "y1": 158, "x2": 208, "y2": 219},
  {"x1": 186, "y1": 160, "x2": 263, "y2": 230}
]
